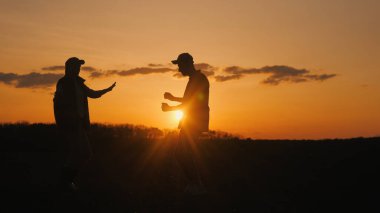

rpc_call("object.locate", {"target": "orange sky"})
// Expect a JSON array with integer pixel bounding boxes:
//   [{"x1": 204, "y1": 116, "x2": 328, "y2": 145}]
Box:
[{"x1": 1, "y1": 0, "x2": 379, "y2": 139}]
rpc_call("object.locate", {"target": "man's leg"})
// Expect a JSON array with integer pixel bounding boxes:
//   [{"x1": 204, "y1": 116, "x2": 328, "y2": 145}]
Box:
[
  {"x1": 61, "y1": 129, "x2": 79, "y2": 191},
  {"x1": 177, "y1": 129, "x2": 196, "y2": 184},
  {"x1": 177, "y1": 128, "x2": 205, "y2": 193},
  {"x1": 61, "y1": 124, "x2": 92, "y2": 190}
]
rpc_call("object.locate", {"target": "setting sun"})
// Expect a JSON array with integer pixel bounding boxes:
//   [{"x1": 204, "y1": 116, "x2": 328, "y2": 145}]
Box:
[{"x1": 175, "y1": 110, "x2": 184, "y2": 121}]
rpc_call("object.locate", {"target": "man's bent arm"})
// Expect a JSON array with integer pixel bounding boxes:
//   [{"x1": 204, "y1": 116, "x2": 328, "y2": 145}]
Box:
[
  {"x1": 164, "y1": 92, "x2": 184, "y2": 102},
  {"x1": 162, "y1": 103, "x2": 184, "y2": 111},
  {"x1": 169, "y1": 104, "x2": 183, "y2": 111},
  {"x1": 171, "y1": 96, "x2": 184, "y2": 102}
]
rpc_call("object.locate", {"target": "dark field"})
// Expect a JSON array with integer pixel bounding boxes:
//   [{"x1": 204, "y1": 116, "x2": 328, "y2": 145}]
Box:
[{"x1": 1, "y1": 123, "x2": 379, "y2": 212}]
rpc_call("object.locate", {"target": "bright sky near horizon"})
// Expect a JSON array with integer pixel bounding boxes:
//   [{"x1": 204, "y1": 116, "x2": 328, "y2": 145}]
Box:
[{"x1": 0, "y1": 0, "x2": 379, "y2": 139}]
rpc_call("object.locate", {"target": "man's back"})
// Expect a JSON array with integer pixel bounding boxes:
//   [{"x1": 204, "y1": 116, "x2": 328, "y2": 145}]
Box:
[
  {"x1": 181, "y1": 70, "x2": 209, "y2": 132},
  {"x1": 54, "y1": 76, "x2": 91, "y2": 130}
]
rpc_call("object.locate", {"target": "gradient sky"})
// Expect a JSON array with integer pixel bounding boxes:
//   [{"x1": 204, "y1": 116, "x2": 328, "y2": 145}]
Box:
[{"x1": 0, "y1": 0, "x2": 379, "y2": 139}]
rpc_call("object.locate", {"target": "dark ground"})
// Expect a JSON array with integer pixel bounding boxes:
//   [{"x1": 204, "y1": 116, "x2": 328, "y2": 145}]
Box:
[{"x1": 1, "y1": 123, "x2": 379, "y2": 212}]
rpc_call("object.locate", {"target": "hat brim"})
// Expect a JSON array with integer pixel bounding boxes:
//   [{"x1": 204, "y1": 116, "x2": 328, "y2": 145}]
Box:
[
  {"x1": 171, "y1": 60, "x2": 178, "y2": 64},
  {"x1": 78, "y1": 59, "x2": 85, "y2": 65}
]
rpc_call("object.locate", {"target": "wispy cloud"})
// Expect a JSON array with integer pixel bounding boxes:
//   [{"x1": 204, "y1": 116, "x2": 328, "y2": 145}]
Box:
[
  {"x1": 215, "y1": 65, "x2": 337, "y2": 85},
  {"x1": 0, "y1": 63, "x2": 336, "y2": 89},
  {"x1": 89, "y1": 67, "x2": 176, "y2": 78},
  {"x1": 195, "y1": 63, "x2": 217, "y2": 77},
  {"x1": 42, "y1": 65, "x2": 97, "y2": 72},
  {"x1": 214, "y1": 74, "x2": 242, "y2": 82},
  {"x1": 0, "y1": 72, "x2": 63, "y2": 88},
  {"x1": 148, "y1": 63, "x2": 165, "y2": 67},
  {"x1": 41, "y1": 66, "x2": 65, "y2": 71},
  {"x1": 89, "y1": 63, "x2": 216, "y2": 79},
  {"x1": 172, "y1": 63, "x2": 217, "y2": 78}
]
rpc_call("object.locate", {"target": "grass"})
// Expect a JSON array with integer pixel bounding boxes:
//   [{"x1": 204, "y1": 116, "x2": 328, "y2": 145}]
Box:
[{"x1": 1, "y1": 123, "x2": 379, "y2": 212}]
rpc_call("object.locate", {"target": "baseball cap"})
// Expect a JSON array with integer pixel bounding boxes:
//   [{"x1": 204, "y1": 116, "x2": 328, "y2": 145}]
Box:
[
  {"x1": 65, "y1": 57, "x2": 85, "y2": 67},
  {"x1": 171, "y1": 53, "x2": 193, "y2": 64}
]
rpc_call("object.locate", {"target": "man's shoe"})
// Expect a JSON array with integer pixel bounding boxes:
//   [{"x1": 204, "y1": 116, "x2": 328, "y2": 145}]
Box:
[{"x1": 61, "y1": 181, "x2": 79, "y2": 193}]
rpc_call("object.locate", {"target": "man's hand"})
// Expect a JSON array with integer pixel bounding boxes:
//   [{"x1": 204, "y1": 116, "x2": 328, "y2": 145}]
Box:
[
  {"x1": 164, "y1": 92, "x2": 175, "y2": 101},
  {"x1": 107, "y1": 82, "x2": 116, "y2": 92},
  {"x1": 161, "y1": 103, "x2": 171, "y2": 112}
]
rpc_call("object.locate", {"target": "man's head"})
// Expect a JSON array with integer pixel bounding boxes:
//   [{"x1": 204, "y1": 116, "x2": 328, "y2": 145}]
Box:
[
  {"x1": 65, "y1": 57, "x2": 85, "y2": 77},
  {"x1": 171, "y1": 53, "x2": 195, "y2": 76}
]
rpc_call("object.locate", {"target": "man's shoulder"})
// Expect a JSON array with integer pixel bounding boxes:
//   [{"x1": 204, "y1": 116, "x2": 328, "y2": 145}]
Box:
[
  {"x1": 196, "y1": 71, "x2": 209, "y2": 85},
  {"x1": 56, "y1": 76, "x2": 66, "y2": 86},
  {"x1": 57, "y1": 76, "x2": 85, "y2": 84},
  {"x1": 57, "y1": 76, "x2": 65, "y2": 82},
  {"x1": 77, "y1": 76, "x2": 86, "y2": 83}
]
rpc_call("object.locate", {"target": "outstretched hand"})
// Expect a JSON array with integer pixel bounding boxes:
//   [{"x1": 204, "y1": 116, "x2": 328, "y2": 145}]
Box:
[
  {"x1": 161, "y1": 103, "x2": 171, "y2": 112},
  {"x1": 107, "y1": 82, "x2": 116, "y2": 92},
  {"x1": 164, "y1": 92, "x2": 175, "y2": 101}
]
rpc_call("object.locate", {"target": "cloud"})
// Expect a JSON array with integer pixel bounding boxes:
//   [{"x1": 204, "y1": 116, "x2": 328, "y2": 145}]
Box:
[
  {"x1": 90, "y1": 63, "x2": 217, "y2": 79},
  {"x1": 148, "y1": 63, "x2": 165, "y2": 67},
  {"x1": 172, "y1": 63, "x2": 217, "y2": 78},
  {"x1": 41, "y1": 66, "x2": 65, "y2": 71},
  {"x1": 88, "y1": 71, "x2": 104, "y2": 78},
  {"x1": 41, "y1": 65, "x2": 97, "y2": 72},
  {"x1": 194, "y1": 63, "x2": 217, "y2": 77},
  {"x1": 0, "y1": 72, "x2": 63, "y2": 88},
  {"x1": 81, "y1": 66, "x2": 97, "y2": 72},
  {"x1": 116, "y1": 67, "x2": 175, "y2": 76},
  {"x1": 89, "y1": 67, "x2": 176, "y2": 78},
  {"x1": 214, "y1": 74, "x2": 242, "y2": 82},
  {"x1": 215, "y1": 65, "x2": 336, "y2": 85},
  {"x1": 0, "y1": 63, "x2": 335, "y2": 90},
  {"x1": 0, "y1": 73, "x2": 18, "y2": 84}
]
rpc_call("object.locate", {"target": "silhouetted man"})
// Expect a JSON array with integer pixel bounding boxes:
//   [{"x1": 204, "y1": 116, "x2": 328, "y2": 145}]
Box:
[
  {"x1": 162, "y1": 53, "x2": 209, "y2": 194},
  {"x1": 53, "y1": 57, "x2": 116, "y2": 191}
]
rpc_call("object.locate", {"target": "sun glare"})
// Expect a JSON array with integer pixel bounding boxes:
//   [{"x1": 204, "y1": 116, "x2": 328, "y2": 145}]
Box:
[{"x1": 175, "y1": 110, "x2": 183, "y2": 121}]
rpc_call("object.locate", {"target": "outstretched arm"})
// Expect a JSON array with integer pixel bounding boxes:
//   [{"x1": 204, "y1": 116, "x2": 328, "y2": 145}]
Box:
[
  {"x1": 164, "y1": 92, "x2": 183, "y2": 103},
  {"x1": 85, "y1": 82, "x2": 116, "y2": 98}
]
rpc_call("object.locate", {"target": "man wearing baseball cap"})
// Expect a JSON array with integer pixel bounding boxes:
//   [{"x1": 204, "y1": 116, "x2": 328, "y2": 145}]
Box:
[
  {"x1": 54, "y1": 57, "x2": 116, "y2": 192},
  {"x1": 162, "y1": 53, "x2": 210, "y2": 195}
]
